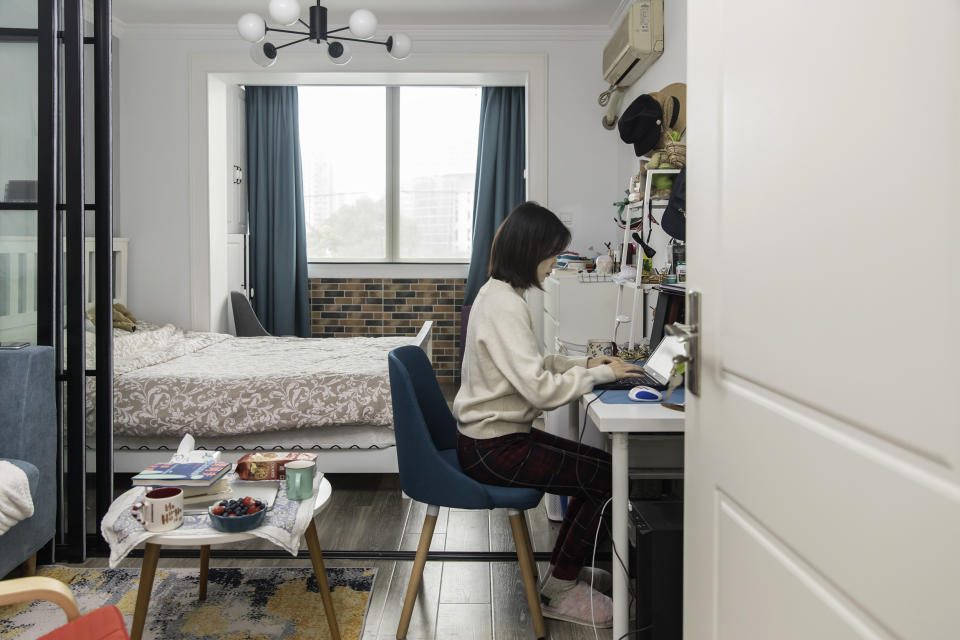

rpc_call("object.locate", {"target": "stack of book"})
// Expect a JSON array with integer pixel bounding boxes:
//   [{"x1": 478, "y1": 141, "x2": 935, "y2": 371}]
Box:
[
  {"x1": 131, "y1": 436, "x2": 233, "y2": 506},
  {"x1": 132, "y1": 459, "x2": 232, "y2": 505}
]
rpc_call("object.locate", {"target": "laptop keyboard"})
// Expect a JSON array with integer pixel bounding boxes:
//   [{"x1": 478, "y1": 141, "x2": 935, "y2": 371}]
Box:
[{"x1": 594, "y1": 371, "x2": 665, "y2": 390}]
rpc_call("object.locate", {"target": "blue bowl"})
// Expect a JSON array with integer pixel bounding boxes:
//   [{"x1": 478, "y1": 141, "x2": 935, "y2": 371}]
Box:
[{"x1": 208, "y1": 504, "x2": 266, "y2": 533}]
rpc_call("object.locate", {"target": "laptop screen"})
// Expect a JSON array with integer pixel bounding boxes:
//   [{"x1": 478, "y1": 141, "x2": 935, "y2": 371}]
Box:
[{"x1": 644, "y1": 335, "x2": 685, "y2": 383}]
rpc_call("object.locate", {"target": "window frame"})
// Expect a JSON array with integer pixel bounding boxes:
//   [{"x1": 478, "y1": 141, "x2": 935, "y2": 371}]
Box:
[
  {"x1": 192, "y1": 55, "x2": 546, "y2": 331},
  {"x1": 301, "y1": 84, "x2": 481, "y2": 265}
]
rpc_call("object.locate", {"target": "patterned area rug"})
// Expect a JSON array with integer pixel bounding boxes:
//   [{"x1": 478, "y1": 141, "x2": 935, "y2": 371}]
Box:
[{"x1": 0, "y1": 565, "x2": 376, "y2": 640}]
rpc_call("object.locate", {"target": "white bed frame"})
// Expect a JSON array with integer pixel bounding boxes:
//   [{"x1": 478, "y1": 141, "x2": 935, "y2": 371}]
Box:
[
  {"x1": 0, "y1": 236, "x2": 129, "y2": 341},
  {"x1": 85, "y1": 237, "x2": 129, "y2": 309},
  {"x1": 0, "y1": 236, "x2": 37, "y2": 342}
]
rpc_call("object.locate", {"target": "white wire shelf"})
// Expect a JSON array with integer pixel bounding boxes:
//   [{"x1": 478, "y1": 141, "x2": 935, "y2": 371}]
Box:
[{"x1": 578, "y1": 272, "x2": 613, "y2": 283}]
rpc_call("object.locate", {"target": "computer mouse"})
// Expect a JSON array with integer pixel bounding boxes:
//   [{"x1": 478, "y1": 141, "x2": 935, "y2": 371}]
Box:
[{"x1": 628, "y1": 386, "x2": 663, "y2": 402}]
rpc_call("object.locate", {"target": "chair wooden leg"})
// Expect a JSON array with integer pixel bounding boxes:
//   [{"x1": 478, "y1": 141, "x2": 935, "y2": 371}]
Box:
[
  {"x1": 21, "y1": 553, "x2": 37, "y2": 577},
  {"x1": 518, "y1": 511, "x2": 541, "y2": 584},
  {"x1": 396, "y1": 505, "x2": 438, "y2": 640},
  {"x1": 198, "y1": 545, "x2": 210, "y2": 601},
  {"x1": 509, "y1": 510, "x2": 547, "y2": 640},
  {"x1": 305, "y1": 519, "x2": 342, "y2": 640},
  {"x1": 130, "y1": 543, "x2": 160, "y2": 640}
]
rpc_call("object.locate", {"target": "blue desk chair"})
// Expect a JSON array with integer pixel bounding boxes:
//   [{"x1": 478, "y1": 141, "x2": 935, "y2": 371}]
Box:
[{"x1": 388, "y1": 345, "x2": 547, "y2": 640}]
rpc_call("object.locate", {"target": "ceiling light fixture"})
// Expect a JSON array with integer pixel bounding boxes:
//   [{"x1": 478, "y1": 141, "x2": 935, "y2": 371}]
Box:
[{"x1": 238, "y1": 0, "x2": 412, "y2": 68}]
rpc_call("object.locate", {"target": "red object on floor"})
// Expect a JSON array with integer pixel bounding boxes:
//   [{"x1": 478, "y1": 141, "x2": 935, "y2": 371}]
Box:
[{"x1": 38, "y1": 605, "x2": 129, "y2": 640}]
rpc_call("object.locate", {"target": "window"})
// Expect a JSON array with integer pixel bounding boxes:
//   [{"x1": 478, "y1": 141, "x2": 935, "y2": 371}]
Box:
[{"x1": 298, "y1": 85, "x2": 481, "y2": 263}]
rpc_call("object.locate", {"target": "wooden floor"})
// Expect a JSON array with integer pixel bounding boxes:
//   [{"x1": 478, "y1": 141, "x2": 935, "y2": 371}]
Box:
[{"x1": 68, "y1": 472, "x2": 612, "y2": 640}]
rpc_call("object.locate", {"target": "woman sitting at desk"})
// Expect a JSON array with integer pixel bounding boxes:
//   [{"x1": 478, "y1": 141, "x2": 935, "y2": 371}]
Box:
[{"x1": 455, "y1": 202, "x2": 642, "y2": 628}]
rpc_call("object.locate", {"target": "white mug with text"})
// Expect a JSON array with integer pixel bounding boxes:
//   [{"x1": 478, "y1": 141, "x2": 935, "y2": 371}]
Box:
[{"x1": 132, "y1": 487, "x2": 184, "y2": 532}]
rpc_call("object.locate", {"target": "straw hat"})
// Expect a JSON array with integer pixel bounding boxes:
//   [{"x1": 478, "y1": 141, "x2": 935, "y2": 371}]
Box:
[{"x1": 647, "y1": 82, "x2": 686, "y2": 150}]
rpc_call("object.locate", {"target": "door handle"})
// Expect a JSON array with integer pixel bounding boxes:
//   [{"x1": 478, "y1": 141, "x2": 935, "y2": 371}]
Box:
[
  {"x1": 666, "y1": 323, "x2": 696, "y2": 343},
  {"x1": 665, "y1": 290, "x2": 700, "y2": 396}
]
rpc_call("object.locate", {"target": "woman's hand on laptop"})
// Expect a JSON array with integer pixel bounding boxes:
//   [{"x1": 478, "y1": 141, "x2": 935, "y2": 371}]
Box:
[
  {"x1": 607, "y1": 360, "x2": 645, "y2": 379},
  {"x1": 587, "y1": 355, "x2": 619, "y2": 368}
]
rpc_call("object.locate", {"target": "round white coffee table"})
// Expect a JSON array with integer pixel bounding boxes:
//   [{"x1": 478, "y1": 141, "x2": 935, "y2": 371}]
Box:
[{"x1": 125, "y1": 478, "x2": 338, "y2": 640}]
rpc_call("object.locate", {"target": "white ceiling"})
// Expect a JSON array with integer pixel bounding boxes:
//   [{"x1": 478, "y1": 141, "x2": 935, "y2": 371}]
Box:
[{"x1": 112, "y1": 0, "x2": 625, "y2": 27}]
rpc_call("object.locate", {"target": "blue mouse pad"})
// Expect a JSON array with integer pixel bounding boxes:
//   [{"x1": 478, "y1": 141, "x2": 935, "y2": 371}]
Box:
[{"x1": 595, "y1": 386, "x2": 685, "y2": 405}]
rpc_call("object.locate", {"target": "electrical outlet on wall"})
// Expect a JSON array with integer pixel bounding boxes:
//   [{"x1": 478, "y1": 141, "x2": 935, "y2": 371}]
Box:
[{"x1": 558, "y1": 213, "x2": 574, "y2": 227}]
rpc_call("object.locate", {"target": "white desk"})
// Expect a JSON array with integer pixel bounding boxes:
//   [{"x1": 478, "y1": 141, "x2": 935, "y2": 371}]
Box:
[{"x1": 580, "y1": 392, "x2": 685, "y2": 640}]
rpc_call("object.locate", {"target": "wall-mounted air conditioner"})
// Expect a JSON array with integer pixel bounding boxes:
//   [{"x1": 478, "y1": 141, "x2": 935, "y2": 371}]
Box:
[{"x1": 603, "y1": 0, "x2": 664, "y2": 88}]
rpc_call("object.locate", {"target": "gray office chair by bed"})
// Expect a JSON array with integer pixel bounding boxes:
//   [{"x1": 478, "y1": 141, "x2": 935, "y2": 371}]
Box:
[{"x1": 230, "y1": 291, "x2": 271, "y2": 337}]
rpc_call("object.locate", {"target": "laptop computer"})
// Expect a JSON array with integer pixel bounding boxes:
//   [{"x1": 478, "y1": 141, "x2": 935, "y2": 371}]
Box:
[{"x1": 593, "y1": 335, "x2": 685, "y2": 391}]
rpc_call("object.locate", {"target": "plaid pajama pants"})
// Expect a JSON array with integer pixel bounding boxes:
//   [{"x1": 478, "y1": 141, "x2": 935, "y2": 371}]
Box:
[{"x1": 457, "y1": 428, "x2": 611, "y2": 581}]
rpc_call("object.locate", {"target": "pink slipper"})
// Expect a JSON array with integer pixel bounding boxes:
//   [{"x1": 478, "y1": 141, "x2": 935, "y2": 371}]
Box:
[
  {"x1": 540, "y1": 580, "x2": 613, "y2": 628},
  {"x1": 578, "y1": 566, "x2": 612, "y2": 595},
  {"x1": 546, "y1": 564, "x2": 613, "y2": 595}
]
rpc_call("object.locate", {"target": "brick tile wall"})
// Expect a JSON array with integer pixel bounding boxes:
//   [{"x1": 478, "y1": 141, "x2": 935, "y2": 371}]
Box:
[{"x1": 310, "y1": 277, "x2": 465, "y2": 383}]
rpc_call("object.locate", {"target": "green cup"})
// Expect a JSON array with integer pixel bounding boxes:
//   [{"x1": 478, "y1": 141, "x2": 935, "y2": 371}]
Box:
[{"x1": 284, "y1": 460, "x2": 315, "y2": 501}]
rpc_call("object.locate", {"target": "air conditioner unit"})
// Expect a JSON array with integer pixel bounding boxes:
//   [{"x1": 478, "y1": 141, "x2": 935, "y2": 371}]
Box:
[{"x1": 603, "y1": 0, "x2": 664, "y2": 88}]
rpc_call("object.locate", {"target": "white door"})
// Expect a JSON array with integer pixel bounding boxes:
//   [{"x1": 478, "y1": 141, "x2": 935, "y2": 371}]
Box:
[{"x1": 685, "y1": 1, "x2": 960, "y2": 638}]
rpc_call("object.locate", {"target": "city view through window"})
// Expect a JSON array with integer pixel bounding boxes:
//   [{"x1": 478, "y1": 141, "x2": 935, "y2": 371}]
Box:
[{"x1": 298, "y1": 86, "x2": 481, "y2": 262}]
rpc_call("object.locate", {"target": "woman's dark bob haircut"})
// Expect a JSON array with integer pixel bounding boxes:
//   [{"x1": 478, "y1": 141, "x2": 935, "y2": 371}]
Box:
[{"x1": 489, "y1": 201, "x2": 571, "y2": 291}]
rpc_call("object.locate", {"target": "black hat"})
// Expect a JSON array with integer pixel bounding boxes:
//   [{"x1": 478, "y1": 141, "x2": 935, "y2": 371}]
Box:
[
  {"x1": 661, "y1": 168, "x2": 686, "y2": 241},
  {"x1": 617, "y1": 94, "x2": 663, "y2": 157}
]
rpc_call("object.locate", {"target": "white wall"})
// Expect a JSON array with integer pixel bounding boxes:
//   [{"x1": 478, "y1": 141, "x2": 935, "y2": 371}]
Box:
[
  {"x1": 116, "y1": 6, "x2": 686, "y2": 329},
  {"x1": 116, "y1": 36, "x2": 241, "y2": 328}
]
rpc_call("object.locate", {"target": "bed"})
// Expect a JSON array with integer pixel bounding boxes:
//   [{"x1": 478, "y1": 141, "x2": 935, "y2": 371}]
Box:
[
  {"x1": 70, "y1": 239, "x2": 432, "y2": 473},
  {"x1": 1, "y1": 236, "x2": 429, "y2": 473},
  {"x1": 84, "y1": 320, "x2": 432, "y2": 473}
]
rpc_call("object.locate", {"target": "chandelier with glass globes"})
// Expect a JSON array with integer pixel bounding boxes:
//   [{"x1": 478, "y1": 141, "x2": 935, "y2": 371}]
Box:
[{"x1": 237, "y1": 0, "x2": 411, "y2": 67}]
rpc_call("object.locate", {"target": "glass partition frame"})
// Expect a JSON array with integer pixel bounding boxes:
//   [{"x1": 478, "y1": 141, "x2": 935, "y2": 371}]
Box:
[{"x1": 0, "y1": 0, "x2": 113, "y2": 562}]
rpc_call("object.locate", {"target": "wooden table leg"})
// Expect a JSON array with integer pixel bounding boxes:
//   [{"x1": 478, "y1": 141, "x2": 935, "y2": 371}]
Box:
[
  {"x1": 198, "y1": 545, "x2": 210, "y2": 601},
  {"x1": 131, "y1": 543, "x2": 161, "y2": 640},
  {"x1": 21, "y1": 553, "x2": 37, "y2": 577},
  {"x1": 304, "y1": 519, "x2": 341, "y2": 640}
]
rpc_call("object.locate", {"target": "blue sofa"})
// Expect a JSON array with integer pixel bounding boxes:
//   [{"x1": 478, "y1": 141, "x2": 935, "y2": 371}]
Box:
[{"x1": 0, "y1": 346, "x2": 56, "y2": 578}]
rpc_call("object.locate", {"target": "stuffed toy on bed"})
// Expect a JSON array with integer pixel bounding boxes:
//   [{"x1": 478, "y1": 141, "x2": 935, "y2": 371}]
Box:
[{"x1": 85, "y1": 302, "x2": 138, "y2": 332}]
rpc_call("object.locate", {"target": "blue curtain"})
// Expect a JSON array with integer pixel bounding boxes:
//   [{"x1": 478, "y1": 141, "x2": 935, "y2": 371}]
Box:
[
  {"x1": 463, "y1": 87, "x2": 526, "y2": 307},
  {"x1": 245, "y1": 86, "x2": 310, "y2": 337}
]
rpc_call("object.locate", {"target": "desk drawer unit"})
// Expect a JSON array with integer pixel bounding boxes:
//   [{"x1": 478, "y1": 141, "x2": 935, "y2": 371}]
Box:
[
  {"x1": 542, "y1": 275, "x2": 617, "y2": 521},
  {"x1": 543, "y1": 274, "x2": 560, "y2": 319},
  {"x1": 543, "y1": 315, "x2": 558, "y2": 356},
  {"x1": 543, "y1": 274, "x2": 619, "y2": 355}
]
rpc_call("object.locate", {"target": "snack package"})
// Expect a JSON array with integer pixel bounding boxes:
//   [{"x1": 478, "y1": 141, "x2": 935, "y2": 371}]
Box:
[{"x1": 235, "y1": 452, "x2": 317, "y2": 480}]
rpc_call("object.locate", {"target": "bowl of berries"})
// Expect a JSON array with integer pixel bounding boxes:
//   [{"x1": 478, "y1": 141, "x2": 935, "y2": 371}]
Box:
[{"x1": 208, "y1": 496, "x2": 267, "y2": 533}]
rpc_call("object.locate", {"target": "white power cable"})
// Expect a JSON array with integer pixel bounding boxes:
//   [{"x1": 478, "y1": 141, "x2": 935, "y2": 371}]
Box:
[{"x1": 592, "y1": 496, "x2": 614, "y2": 640}]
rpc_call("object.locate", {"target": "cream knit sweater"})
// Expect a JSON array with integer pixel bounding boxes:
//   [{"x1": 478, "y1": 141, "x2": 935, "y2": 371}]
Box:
[{"x1": 454, "y1": 278, "x2": 617, "y2": 440}]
